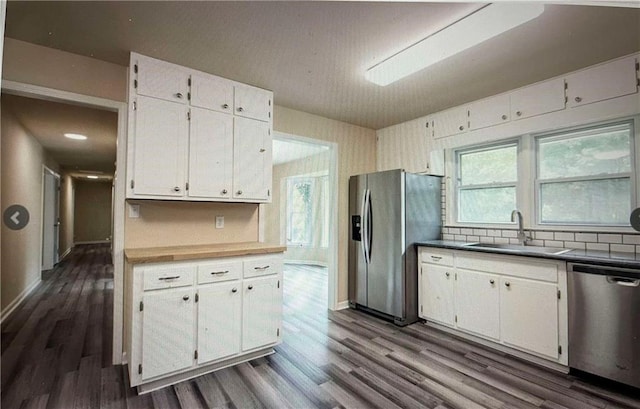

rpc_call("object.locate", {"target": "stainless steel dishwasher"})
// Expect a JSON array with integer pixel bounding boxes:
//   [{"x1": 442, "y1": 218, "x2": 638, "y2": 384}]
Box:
[{"x1": 568, "y1": 263, "x2": 640, "y2": 389}]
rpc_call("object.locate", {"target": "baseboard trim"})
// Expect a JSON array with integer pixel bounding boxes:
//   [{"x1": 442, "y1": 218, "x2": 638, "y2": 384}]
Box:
[
  {"x1": 0, "y1": 278, "x2": 41, "y2": 324},
  {"x1": 59, "y1": 246, "x2": 73, "y2": 261},
  {"x1": 75, "y1": 240, "x2": 111, "y2": 245},
  {"x1": 284, "y1": 260, "x2": 328, "y2": 267},
  {"x1": 335, "y1": 301, "x2": 350, "y2": 310}
]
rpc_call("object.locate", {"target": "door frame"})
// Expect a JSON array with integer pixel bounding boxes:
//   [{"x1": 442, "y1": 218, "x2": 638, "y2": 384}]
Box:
[
  {"x1": 41, "y1": 165, "x2": 61, "y2": 271},
  {"x1": 1, "y1": 80, "x2": 128, "y2": 364},
  {"x1": 259, "y1": 131, "x2": 339, "y2": 311}
]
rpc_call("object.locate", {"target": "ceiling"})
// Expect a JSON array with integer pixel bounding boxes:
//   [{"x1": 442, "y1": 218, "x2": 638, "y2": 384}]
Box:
[
  {"x1": 1, "y1": 94, "x2": 118, "y2": 177},
  {"x1": 4, "y1": 2, "x2": 640, "y2": 130}
]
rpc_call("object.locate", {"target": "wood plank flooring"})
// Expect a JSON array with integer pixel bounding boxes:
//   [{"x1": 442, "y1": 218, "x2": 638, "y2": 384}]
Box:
[{"x1": 2, "y1": 246, "x2": 639, "y2": 408}]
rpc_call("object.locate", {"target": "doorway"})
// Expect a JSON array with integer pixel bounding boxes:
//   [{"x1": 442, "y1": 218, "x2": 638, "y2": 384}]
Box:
[{"x1": 41, "y1": 167, "x2": 60, "y2": 271}]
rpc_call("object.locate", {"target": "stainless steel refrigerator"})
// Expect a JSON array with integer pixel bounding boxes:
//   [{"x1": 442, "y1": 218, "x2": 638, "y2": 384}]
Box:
[{"x1": 348, "y1": 169, "x2": 442, "y2": 326}]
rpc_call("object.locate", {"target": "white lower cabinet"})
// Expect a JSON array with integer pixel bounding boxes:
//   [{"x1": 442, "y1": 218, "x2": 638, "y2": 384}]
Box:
[
  {"x1": 126, "y1": 253, "x2": 283, "y2": 391},
  {"x1": 419, "y1": 247, "x2": 567, "y2": 366}
]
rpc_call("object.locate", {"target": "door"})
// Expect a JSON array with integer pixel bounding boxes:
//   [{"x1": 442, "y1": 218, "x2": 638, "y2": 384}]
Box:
[
  {"x1": 500, "y1": 276, "x2": 559, "y2": 360},
  {"x1": 135, "y1": 56, "x2": 189, "y2": 104},
  {"x1": 456, "y1": 270, "x2": 500, "y2": 340},
  {"x1": 234, "y1": 85, "x2": 272, "y2": 122},
  {"x1": 188, "y1": 107, "x2": 233, "y2": 199},
  {"x1": 432, "y1": 106, "x2": 468, "y2": 138},
  {"x1": 132, "y1": 95, "x2": 188, "y2": 197},
  {"x1": 366, "y1": 170, "x2": 403, "y2": 317},
  {"x1": 468, "y1": 94, "x2": 510, "y2": 130},
  {"x1": 42, "y1": 169, "x2": 60, "y2": 270},
  {"x1": 348, "y1": 175, "x2": 368, "y2": 307},
  {"x1": 242, "y1": 275, "x2": 281, "y2": 351},
  {"x1": 141, "y1": 288, "x2": 195, "y2": 380},
  {"x1": 190, "y1": 73, "x2": 234, "y2": 114},
  {"x1": 420, "y1": 264, "x2": 455, "y2": 326},
  {"x1": 233, "y1": 117, "x2": 272, "y2": 201},
  {"x1": 198, "y1": 282, "x2": 241, "y2": 364},
  {"x1": 510, "y1": 78, "x2": 566, "y2": 120}
]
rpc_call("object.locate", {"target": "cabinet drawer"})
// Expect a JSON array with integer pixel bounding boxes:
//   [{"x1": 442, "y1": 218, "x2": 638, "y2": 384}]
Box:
[
  {"x1": 143, "y1": 265, "x2": 195, "y2": 290},
  {"x1": 456, "y1": 252, "x2": 559, "y2": 283},
  {"x1": 197, "y1": 261, "x2": 242, "y2": 284},
  {"x1": 420, "y1": 248, "x2": 454, "y2": 266},
  {"x1": 243, "y1": 256, "x2": 282, "y2": 278}
]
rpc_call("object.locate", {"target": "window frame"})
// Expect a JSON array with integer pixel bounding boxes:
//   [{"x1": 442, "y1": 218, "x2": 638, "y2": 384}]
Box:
[
  {"x1": 533, "y1": 119, "x2": 637, "y2": 229},
  {"x1": 454, "y1": 139, "x2": 521, "y2": 225}
]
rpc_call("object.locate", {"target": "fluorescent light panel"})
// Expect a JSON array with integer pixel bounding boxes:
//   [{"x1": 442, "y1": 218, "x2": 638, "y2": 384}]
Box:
[
  {"x1": 64, "y1": 133, "x2": 87, "y2": 140},
  {"x1": 365, "y1": 3, "x2": 545, "y2": 86},
  {"x1": 86, "y1": 175, "x2": 99, "y2": 179}
]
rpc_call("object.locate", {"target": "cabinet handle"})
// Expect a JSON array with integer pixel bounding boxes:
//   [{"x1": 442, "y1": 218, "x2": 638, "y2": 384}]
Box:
[
  {"x1": 237, "y1": 190, "x2": 243, "y2": 195},
  {"x1": 222, "y1": 103, "x2": 229, "y2": 109},
  {"x1": 430, "y1": 255, "x2": 442, "y2": 261},
  {"x1": 221, "y1": 189, "x2": 228, "y2": 195},
  {"x1": 173, "y1": 186, "x2": 181, "y2": 192},
  {"x1": 459, "y1": 125, "x2": 464, "y2": 131},
  {"x1": 575, "y1": 96, "x2": 582, "y2": 103},
  {"x1": 254, "y1": 265, "x2": 270, "y2": 271},
  {"x1": 501, "y1": 114, "x2": 507, "y2": 120},
  {"x1": 211, "y1": 270, "x2": 229, "y2": 275},
  {"x1": 158, "y1": 276, "x2": 180, "y2": 281},
  {"x1": 445, "y1": 272, "x2": 450, "y2": 278},
  {"x1": 182, "y1": 295, "x2": 190, "y2": 301},
  {"x1": 505, "y1": 282, "x2": 511, "y2": 288},
  {"x1": 175, "y1": 93, "x2": 183, "y2": 99},
  {"x1": 516, "y1": 110, "x2": 522, "y2": 117},
  {"x1": 490, "y1": 279, "x2": 495, "y2": 285},
  {"x1": 232, "y1": 287, "x2": 238, "y2": 293},
  {"x1": 237, "y1": 107, "x2": 244, "y2": 112},
  {"x1": 248, "y1": 285, "x2": 254, "y2": 290}
]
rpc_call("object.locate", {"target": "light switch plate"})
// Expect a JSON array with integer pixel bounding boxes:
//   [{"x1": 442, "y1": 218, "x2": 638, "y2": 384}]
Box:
[
  {"x1": 129, "y1": 204, "x2": 140, "y2": 218},
  {"x1": 215, "y1": 216, "x2": 224, "y2": 229}
]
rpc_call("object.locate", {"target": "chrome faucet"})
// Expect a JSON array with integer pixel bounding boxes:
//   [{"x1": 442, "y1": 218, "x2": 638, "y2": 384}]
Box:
[{"x1": 511, "y1": 210, "x2": 531, "y2": 245}]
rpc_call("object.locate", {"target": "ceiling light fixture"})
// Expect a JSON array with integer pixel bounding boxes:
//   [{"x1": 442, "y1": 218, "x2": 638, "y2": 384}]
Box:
[
  {"x1": 365, "y1": 3, "x2": 545, "y2": 86},
  {"x1": 64, "y1": 133, "x2": 88, "y2": 140},
  {"x1": 86, "y1": 175, "x2": 99, "y2": 179}
]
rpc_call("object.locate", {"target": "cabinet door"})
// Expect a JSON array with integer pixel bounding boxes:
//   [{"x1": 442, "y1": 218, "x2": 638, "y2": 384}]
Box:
[
  {"x1": 132, "y1": 96, "x2": 188, "y2": 197},
  {"x1": 142, "y1": 288, "x2": 195, "y2": 380},
  {"x1": 432, "y1": 106, "x2": 468, "y2": 139},
  {"x1": 233, "y1": 117, "x2": 272, "y2": 201},
  {"x1": 242, "y1": 275, "x2": 281, "y2": 351},
  {"x1": 197, "y1": 282, "x2": 241, "y2": 364},
  {"x1": 419, "y1": 264, "x2": 455, "y2": 326},
  {"x1": 511, "y1": 78, "x2": 565, "y2": 120},
  {"x1": 190, "y1": 73, "x2": 234, "y2": 114},
  {"x1": 468, "y1": 94, "x2": 510, "y2": 130},
  {"x1": 234, "y1": 85, "x2": 272, "y2": 122},
  {"x1": 136, "y1": 56, "x2": 189, "y2": 104},
  {"x1": 500, "y1": 277, "x2": 559, "y2": 360},
  {"x1": 566, "y1": 55, "x2": 638, "y2": 108},
  {"x1": 456, "y1": 270, "x2": 500, "y2": 340},
  {"x1": 188, "y1": 108, "x2": 234, "y2": 199}
]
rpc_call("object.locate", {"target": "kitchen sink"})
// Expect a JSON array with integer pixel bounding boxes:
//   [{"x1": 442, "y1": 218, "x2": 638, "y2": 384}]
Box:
[{"x1": 463, "y1": 242, "x2": 573, "y2": 255}]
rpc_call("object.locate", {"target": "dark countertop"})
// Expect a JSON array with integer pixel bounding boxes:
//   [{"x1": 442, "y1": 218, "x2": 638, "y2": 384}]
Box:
[{"x1": 417, "y1": 240, "x2": 640, "y2": 271}]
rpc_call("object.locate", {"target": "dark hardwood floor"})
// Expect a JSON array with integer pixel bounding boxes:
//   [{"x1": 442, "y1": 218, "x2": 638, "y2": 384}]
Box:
[{"x1": 2, "y1": 246, "x2": 639, "y2": 408}]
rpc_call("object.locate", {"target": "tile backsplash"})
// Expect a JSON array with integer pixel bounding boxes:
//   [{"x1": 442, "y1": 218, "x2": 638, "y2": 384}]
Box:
[{"x1": 439, "y1": 181, "x2": 640, "y2": 254}]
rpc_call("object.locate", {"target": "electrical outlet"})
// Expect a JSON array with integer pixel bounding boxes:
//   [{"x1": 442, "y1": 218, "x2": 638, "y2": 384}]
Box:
[
  {"x1": 215, "y1": 216, "x2": 224, "y2": 229},
  {"x1": 129, "y1": 204, "x2": 140, "y2": 218}
]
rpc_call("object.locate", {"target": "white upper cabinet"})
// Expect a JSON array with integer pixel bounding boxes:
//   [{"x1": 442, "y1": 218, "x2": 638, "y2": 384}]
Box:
[
  {"x1": 566, "y1": 55, "x2": 638, "y2": 108},
  {"x1": 233, "y1": 117, "x2": 272, "y2": 201},
  {"x1": 235, "y1": 85, "x2": 272, "y2": 122},
  {"x1": 510, "y1": 78, "x2": 566, "y2": 120},
  {"x1": 188, "y1": 108, "x2": 234, "y2": 199},
  {"x1": 135, "y1": 56, "x2": 189, "y2": 104},
  {"x1": 132, "y1": 96, "x2": 188, "y2": 197},
  {"x1": 127, "y1": 52, "x2": 273, "y2": 203},
  {"x1": 190, "y1": 73, "x2": 234, "y2": 114},
  {"x1": 468, "y1": 94, "x2": 511, "y2": 130},
  {"x1": 432, "y1": 106, "x2": 468, "y2": 139}
]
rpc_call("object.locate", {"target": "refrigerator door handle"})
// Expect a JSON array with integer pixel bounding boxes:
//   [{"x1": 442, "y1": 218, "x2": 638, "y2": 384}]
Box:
[
  {"x1": 360, "y1": 188, "x2": 369, "y2": 264},
  {"x1": 366, "y1": 189, "x2": 373, "y2": 264}
]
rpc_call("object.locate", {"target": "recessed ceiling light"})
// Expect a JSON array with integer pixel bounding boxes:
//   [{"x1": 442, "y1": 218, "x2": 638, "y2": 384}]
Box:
[
  {"x1": 365, "y1": 3, "x2": 545, "y2": 86},
  {"x1": 86, "y1": 175, "x2": 99, "y2": 179},
  {"x1": 64, "y1": 133, "x2": 87, "y2": 140}
]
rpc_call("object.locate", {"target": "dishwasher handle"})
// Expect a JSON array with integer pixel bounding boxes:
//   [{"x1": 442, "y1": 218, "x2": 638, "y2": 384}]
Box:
[
  {"x1": 569, "y1": 263, "x2": 640, "y2": 280},
  {"x1": 606, "y1": 276, "x2": 640, "y2": 287}
]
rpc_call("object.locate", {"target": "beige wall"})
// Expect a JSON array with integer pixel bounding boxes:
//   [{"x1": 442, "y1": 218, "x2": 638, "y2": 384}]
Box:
[
  {"x1": 59, "y1": 172, "x2": 75, "y2": 257},
  {"x1": 124, "y1": 201, "x2": 259, "y2": 248},
  {"x1": 1, "y1": 103, "x2": 58, "y2": 313},
  {"x1": 273, "y1": 106, "x2": 377, "y2": 303},
  {"x1": 2, "y1": 38, "x2": 127, "y2": 102},
  {"x1": 265, "y1": 150, "x2": 331, "y2": 265},
  {"x1": 74, "y1": 180, "x2": 113, "y2": 243}
]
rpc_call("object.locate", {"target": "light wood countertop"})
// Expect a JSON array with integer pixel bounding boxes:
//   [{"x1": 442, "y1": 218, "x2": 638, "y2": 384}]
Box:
[{"x1": 125, "y1": 242, "x2": 286, "y2": 264}]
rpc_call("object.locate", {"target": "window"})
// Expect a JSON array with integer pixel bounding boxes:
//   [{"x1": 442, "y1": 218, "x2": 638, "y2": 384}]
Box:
[
  {"x1": 456, "y1": 142, "x2": 518, "y2": 223},
  {"x1": 286, "y1": 178, "x2": 313, "y2": 246},
  {"x1": 536, "y1": 122, "x2": 633, "y2": 226}
]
